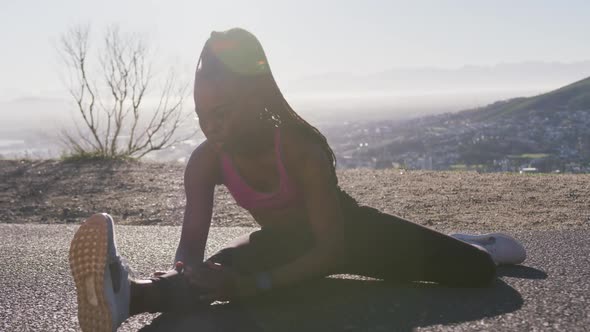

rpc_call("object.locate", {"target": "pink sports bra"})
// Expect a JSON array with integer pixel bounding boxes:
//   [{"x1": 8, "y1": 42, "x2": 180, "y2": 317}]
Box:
[{"x1": 220, "y1": 127, "x2": 305, "y2": 211}]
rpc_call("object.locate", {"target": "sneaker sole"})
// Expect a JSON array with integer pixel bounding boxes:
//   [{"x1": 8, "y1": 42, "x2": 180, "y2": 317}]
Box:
[{"x1": 69, "y1": 214, "x2": 113, "y2": 332}]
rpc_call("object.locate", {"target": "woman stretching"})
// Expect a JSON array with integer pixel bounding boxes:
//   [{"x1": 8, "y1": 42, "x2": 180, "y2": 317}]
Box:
[{"x1": 68, "y1": 28, "x2": 526, "y2": 331}]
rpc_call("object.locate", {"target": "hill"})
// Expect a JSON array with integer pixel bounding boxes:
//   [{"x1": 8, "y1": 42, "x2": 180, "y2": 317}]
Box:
[
  {"x1": 1, "y1": 159, "x2": 588, "y2": 231},
  {"x1": 343, "y1": 76, "x2": 590, "y2": 172},
  {"x1": 465, "y1": 76, "x2": 590, "y2": 121}
]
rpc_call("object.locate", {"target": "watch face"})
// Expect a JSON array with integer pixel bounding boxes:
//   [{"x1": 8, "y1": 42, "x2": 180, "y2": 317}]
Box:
[{"x1": 255, "y1": 272, "x2": 272, "y2": 291}]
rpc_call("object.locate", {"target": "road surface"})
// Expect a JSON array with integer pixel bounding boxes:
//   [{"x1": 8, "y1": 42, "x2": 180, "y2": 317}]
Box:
[{"x1": 1, "y1": 224, "x2": 588, "y2": 331}]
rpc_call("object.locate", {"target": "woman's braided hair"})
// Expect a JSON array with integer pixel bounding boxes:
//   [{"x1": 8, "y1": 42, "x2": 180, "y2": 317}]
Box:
[{"x1": 196, "y1": 28, "x2": 358, "y2": 207}]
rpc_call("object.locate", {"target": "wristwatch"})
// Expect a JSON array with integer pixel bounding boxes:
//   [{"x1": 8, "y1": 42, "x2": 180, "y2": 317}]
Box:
[{"x1": 255, "y1": 271, "x2": 273, "y2": 291}]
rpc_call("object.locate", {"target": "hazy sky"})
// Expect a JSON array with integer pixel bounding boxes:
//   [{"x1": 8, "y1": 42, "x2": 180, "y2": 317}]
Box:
[{"x1": 1, "y1": 0, "x2": 590, "y2": 101}]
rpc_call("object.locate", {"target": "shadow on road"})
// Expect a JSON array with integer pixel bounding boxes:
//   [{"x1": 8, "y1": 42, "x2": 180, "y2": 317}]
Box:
[
  {"x1": 139, "y1": 277, "x2": 523, "y2": 332},
  {"x1": 496, "y1": 265, "x2": 547, "y2": 280}
]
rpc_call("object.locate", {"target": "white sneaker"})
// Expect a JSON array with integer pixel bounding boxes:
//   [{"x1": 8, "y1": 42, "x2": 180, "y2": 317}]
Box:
[
  {"x1": 450, "y1": 232, "x2": 527, "y2": 265},
  {"x1": 69, "y1": 213, "x2": 131, "y2": 332}
]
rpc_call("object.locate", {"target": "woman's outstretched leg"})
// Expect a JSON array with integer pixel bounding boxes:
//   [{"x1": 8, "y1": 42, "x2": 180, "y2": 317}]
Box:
[
  {"x1": 203, "y1": 209, "x2": 497, "y2": 288},
  {"x1": 342, "y1": 205, "x2": 498, "y2": 287}
]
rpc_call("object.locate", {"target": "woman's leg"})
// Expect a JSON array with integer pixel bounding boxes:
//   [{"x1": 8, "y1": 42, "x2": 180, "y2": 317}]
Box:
[
  {"x1": 129, "y1": 265, "x2": 209, "y2": 315},
  {"x1": 133, "y1": 208, "x2": 497, "y2": 317},
  {"x1": 341, "y1": 205, "x2": 497, "y2": 287},
  {"x1": 205, "y1": 208, "x2": 496, "y2": 288},
  {"x1": 130, "y1": 226, "x2": 315, "y2": 315},
  {"x1": 206, "y1": 225, "x2": 315, "y2": 274}
]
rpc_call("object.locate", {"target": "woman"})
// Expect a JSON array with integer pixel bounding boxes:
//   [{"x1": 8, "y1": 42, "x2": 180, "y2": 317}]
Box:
[{"x1": 68, "y1": 28, "x2": 526, "y2": 331}]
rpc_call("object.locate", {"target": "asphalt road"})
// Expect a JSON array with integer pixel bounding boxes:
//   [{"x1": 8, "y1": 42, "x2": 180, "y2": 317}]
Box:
[{"x1": 1, "y1": 224, "x2": 588, "y2": 332}]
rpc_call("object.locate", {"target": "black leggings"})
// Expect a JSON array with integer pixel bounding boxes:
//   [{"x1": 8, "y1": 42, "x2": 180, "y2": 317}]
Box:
[
  {"x1": 207, "y1": 205, "x2": 496, "y2": 287},
  {"x1": 132, "y1": 205, "x2": 496, "y2": 314}
]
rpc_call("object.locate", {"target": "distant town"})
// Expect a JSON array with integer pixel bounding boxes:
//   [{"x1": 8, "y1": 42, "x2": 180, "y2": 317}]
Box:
[
  {"x1": 324, "y1": 76, "x2": 590, "y2": 173},
  {"x1": 324, "y1": 109, "x2": 590, "y2": 173}
]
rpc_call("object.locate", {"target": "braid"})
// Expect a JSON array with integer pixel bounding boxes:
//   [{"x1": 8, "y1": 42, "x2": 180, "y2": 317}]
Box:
[
  {"x1": 266, "y1": 90, "x2": 359, "y2": 208},
  {"x1": 263, "y1": 74, "x2": 339, "y2": 185},
  {"x1": 197, "y1": 28, "x2": 359, "y2": 207}
]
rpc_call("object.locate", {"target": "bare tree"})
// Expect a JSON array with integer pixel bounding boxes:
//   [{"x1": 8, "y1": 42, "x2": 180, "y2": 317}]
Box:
[{"x1": 59, "y1": 25, "x2": 189, "y2": 159}]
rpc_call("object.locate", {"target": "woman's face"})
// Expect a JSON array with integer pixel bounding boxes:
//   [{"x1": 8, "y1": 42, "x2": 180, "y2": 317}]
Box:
[{"x1": 194, "y1": 77, "x2": 265, "y2": 151}]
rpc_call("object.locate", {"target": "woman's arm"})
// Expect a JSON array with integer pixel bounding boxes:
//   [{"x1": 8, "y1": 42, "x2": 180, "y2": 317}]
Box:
[{"x1": 174, "y1": 141, "x2": 220, "y2": 269}]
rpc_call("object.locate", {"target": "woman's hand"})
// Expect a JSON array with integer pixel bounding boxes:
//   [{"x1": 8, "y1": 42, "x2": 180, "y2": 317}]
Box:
[
  {"x1": 151, "y1": 269, "x2": 175, "y2": 278},
  {"x1": 151, "y1": 261, "x2": 186, "y2": 278},
  {"x1": 186, "y1": 261, "x2": 257, "y2": 301}
]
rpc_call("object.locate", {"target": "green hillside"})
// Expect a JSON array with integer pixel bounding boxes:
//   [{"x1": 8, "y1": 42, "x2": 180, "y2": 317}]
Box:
[{"x1": 467, "y1": 76, "x2": 590, "y2": 121}]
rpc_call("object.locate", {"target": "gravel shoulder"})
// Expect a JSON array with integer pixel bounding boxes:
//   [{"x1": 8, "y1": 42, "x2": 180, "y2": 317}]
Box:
[{"x1": 1, "y1": 159, "x2": 589, "y2": 231}]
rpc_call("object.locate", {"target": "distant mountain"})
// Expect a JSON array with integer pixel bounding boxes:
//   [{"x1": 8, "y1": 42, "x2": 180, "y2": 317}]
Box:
[
  {"x1": 285, "y1": 61, "x2": 590, "y2": 95},
  {"x1": 285, "y1": 60, "x2": 590, "y2": 125}
]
